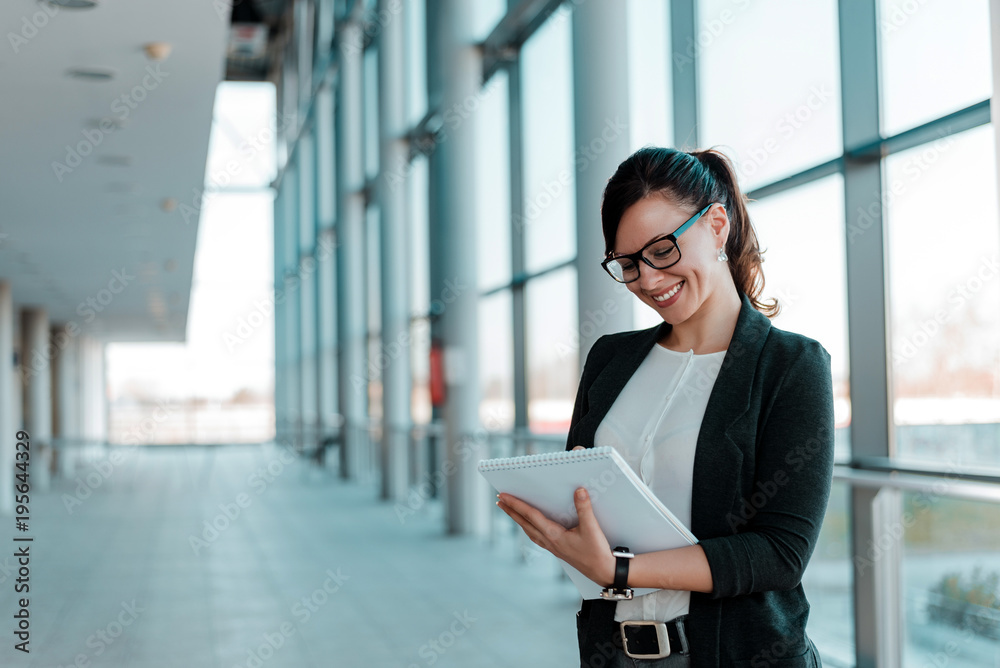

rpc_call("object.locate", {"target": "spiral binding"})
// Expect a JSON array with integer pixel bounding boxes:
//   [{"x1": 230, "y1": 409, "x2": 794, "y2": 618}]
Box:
[{"x1": 477, "y1": 446, "x2": 615, "y2": 472}]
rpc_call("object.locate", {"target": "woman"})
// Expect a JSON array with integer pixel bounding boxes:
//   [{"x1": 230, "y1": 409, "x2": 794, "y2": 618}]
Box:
[{"x1": 497, "y1": 147, "x2": 834, "y2": 667}]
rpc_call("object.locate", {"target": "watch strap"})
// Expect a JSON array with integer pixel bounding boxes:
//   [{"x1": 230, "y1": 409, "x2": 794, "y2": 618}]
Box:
[{"x1": 612, "y1": 546, "x2": 632, "y2": 589}]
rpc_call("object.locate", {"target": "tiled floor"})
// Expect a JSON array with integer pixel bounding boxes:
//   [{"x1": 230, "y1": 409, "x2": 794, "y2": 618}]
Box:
[{"x1": 0, "y1": 444, "x2": 582, "y2": 667}]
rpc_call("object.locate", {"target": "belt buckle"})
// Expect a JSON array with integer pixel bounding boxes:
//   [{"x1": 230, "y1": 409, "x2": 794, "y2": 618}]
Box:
[
  {"x1": 599, "y1": 587, "x2": 633, "y2": 601},
  {"x1": 620, "y1": 620, "x2": 670, "y2": 660}
]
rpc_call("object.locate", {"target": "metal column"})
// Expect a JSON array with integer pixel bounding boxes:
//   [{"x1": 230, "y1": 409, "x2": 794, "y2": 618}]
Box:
[
  {"x1": 273, "y1": 184, "x2": 288, "y2": 445},
  {"x1": 571, "y1": 0, "x2": 635, "y2": 362},
  {"x1": 336, "y1": 16, "x2": 370, "y2": 480},
  {"x1": 426, "y1": 0, "x2": 487, "y2": 535},
  {"x1": 21, "y1": 308, "x2": 53, "y2": 492},
  {"x1": 670, "y1": 0, "x2": 699, "y2": 150},
  {"x1": 378, "y1": 0, "x2": 411, "y2": 501},
  {"x1": 507, "y1": 60, "x2": 529, "y2": 437},
  {"x1": 298, "y1": 132, "x2": 319, "y2": 452},
  {"x1": 315, "y1": 84, "x2": 339, "y2": 446},
  {"x1": 839, "y1": 1, "x2": 898, "y2": 666},
  {"x1": 284, "y1": 168, "x2": 302, "y2": 450},
  {"x1": 55, "y1": 334, "x2": 80, "y2": 478}
]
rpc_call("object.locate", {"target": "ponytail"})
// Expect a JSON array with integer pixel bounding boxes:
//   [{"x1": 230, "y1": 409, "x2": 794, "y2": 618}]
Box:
[
  {"x1": 691, "y1": 149, "x2": 778, "y2": 317},
  {"x1": 601, "y1": 146, "x2": 779, "y2": 317}
]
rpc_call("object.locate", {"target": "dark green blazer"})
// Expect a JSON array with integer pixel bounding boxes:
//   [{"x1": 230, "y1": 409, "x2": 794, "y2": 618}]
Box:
[{"x1": 568, "y1": 292, "x2": 834, "y2": 668}]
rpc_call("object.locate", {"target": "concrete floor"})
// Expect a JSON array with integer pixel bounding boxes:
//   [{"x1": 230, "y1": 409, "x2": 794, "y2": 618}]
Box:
[{"x1": 0, "y1": 444, "x2": 581, "y2": 668}]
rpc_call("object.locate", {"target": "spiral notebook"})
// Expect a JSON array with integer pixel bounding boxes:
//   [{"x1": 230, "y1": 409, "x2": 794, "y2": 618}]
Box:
[{"x1": 479, "y1": 446, "x2": 697, "y2": 599}]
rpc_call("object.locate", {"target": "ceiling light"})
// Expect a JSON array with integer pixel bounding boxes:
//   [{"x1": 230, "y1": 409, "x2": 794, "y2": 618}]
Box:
[
  {"x1": 143, "y1": 42, "x2": 172, "y2": 61},
  {"x1": 120, "y1": 222, "x2": 147, "y2": 233},
  {"x1": 105, "y1": 182, "x2": 139, "y2": 194},
  {"x1": 66, "y1": 68, "x2": 114, "y2": 81},
  {"x1": 97, "y1": 155, "x2": 131, "y2": 166},
  {"x1": 89, "y1": 117, "x2": 127, "y2": 131},
  {"x1": 115, "y1": 204, "x2": 140, "y2": 216},
  {"x1": 46, "y1": 0, "x2": 99, "y2": 8}
]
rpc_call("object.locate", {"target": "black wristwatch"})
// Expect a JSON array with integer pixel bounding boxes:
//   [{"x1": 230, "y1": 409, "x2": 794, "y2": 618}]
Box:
[{"x1": 600, "y1": 546, "x2": 634, "y2": 600}]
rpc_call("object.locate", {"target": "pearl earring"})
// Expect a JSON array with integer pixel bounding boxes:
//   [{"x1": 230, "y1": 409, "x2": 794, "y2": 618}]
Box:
[{"x1": 717, "y1": 248, "x2": 728, "y2": 262}]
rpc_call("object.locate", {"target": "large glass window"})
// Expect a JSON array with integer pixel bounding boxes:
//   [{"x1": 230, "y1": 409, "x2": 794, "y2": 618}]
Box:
[
  {"x1": 367, "y1": 333, "x2": 383, "y2": 422},
  {"x1": 885, "y1": 125, "x2": 1000, "y2": 472},
  {"x1": 525, "y1": 267, "x2": 579, "y2": 434},
  {"x1": 364, "y1": 45, "x2": 379, "y2": 180},
  {"x1": 476, "y1": 70, "x2": 512, "y2": 292},
  {"x1": 405, "y1": 0, "x2": 427, "y2": 128},
  {"x1": 406, "y1": 153, "x2": 430, "y2": 423},
  {"x1": 478, "y1": 290, "x2": 515, "y2": 431},
  {"x1": 627, "y1": 0, "x2": 672, "y2": 150},
  {"x1": 878, "y1": 0, "x2": 992, "y2": 137},
  {"x1": 749, "y1": 175, "x2": 851, "y2": 461},
  {"x1": 400, "y1": 150, "x2": 433, "y2": 424},
  {"x1": 471, "y1": 0, "x2": 506, "y2": 42},
  {"x1": 410, "y1": 317, "x2": 432, "y2": 425},
  {"x1": 366, "y1": 204, "x2": 381, "y2": 333},
  {"x1": 408, "y1": 155, "x2": 430, "y2": 317},
  {"x1": 801, "y1": 482, "x2": 855, "y2": 665},
  {"x1": 901, "y1": 493, "x2": 1000, "y2": 668},
  {"x1": 314, "y1": 0, "x2": 334, "y2": 65},
  {"x1": 366, "y1": 204, "x2": 382, "y2": 422},
  {"x1": 521, "y1": 13, "x2": 577, "y2": 274},
  {"x1": 697, "y1": 0, "x2": 842, "y2": 189}
]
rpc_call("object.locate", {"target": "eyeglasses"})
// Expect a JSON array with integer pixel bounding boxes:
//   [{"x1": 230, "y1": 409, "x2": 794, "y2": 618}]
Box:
[{"x1": 601, "y1": 203, "x2": 717, "y2": 284}]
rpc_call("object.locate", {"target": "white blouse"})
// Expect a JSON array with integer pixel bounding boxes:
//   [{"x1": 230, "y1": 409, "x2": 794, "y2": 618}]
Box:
[{"x1": 593, "y1": 342, "x2": 727, "y2": 623}]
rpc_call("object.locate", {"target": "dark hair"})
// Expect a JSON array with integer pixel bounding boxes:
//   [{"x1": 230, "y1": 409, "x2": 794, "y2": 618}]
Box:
[{"x1": 600, "y1": 146, "x2": 778, "y2": 317}]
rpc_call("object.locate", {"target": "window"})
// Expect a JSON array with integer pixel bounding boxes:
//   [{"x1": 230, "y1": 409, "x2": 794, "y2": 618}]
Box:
[
  {"x1": 366, "y1": 204, "x2": 382, "y2": 421},
  {"x1": 471, "y1": 0, "x2": 506, "y2": 42},
  {"x1": 405, "y1": 0, "x2": 427, "y2": 128},
  {"x1": 801, "y1": 482, "x2": 855, "y2": 665},
  {"x1": 878, "y1": 0, "x2": 992, "y2": 137},
  {"x1": 476, "y1": 70, "x2": 512, "y2": 292},
  {"x1": 698, "y1": 0, "x2": 842, "y2": 189},
  {"x1": 406, "y1": 153, "x2": 430, "y2": 424},
  {"x1": 367, "y1": 333, "x2": 383, "y2": 421},
  {"x1": 750, "y1": 175, "x2": 852, "y2": 461},
  {"x1": 366, "y1": 204, "x2": 381, "y2": 333},
  {"x1": 520, "y1": 13, "x2": 577, "y2": 274},
  {"x1": 901, "y1": 493, "x2": 1000, "y2": 667},
  {"x1": 410, "y1": 317, "x2": 432, "y2": 425},
  {"x1": 314, "y1": 0, "x2": 334, "y2": 64},
  {"x1": 408, "y1": 155, "x2": 430, "y2": 317},
  {"x1": 364, "y1": 45, "x2": 379, "y2": 180},
  {"x1": 627, "y1": 0, "x2": 672, "y2": 150},
  {"x1": 525, "y1": 266, "x2": 579, "y2": 434},
  {"x1": 479, "y1": 290, "x2": 514, "y2": 431},
  {"x1": 885, "y1": 125, "x2": 1000, "y2": 472}
]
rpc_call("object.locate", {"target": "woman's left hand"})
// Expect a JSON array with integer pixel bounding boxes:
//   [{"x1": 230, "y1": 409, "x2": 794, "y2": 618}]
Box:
[{"x1": 497, "y1": 485, "x2": 616, "y2": 587}]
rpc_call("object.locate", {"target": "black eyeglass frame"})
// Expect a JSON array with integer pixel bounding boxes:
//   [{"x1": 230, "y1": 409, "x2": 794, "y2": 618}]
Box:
[{"x1": 600, "y1": 203, "x2": 720, "y2": 284}]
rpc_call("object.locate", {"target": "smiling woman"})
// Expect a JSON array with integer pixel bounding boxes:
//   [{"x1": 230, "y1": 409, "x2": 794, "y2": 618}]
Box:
[{"x1": 498, "y1": 147, "x2": 835, "y2": 668}]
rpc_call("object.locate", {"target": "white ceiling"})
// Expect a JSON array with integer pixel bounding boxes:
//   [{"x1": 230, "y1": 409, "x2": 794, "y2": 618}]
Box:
[{"x1": 0, "y1": 0, "x2": 231, "y2": 341}]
